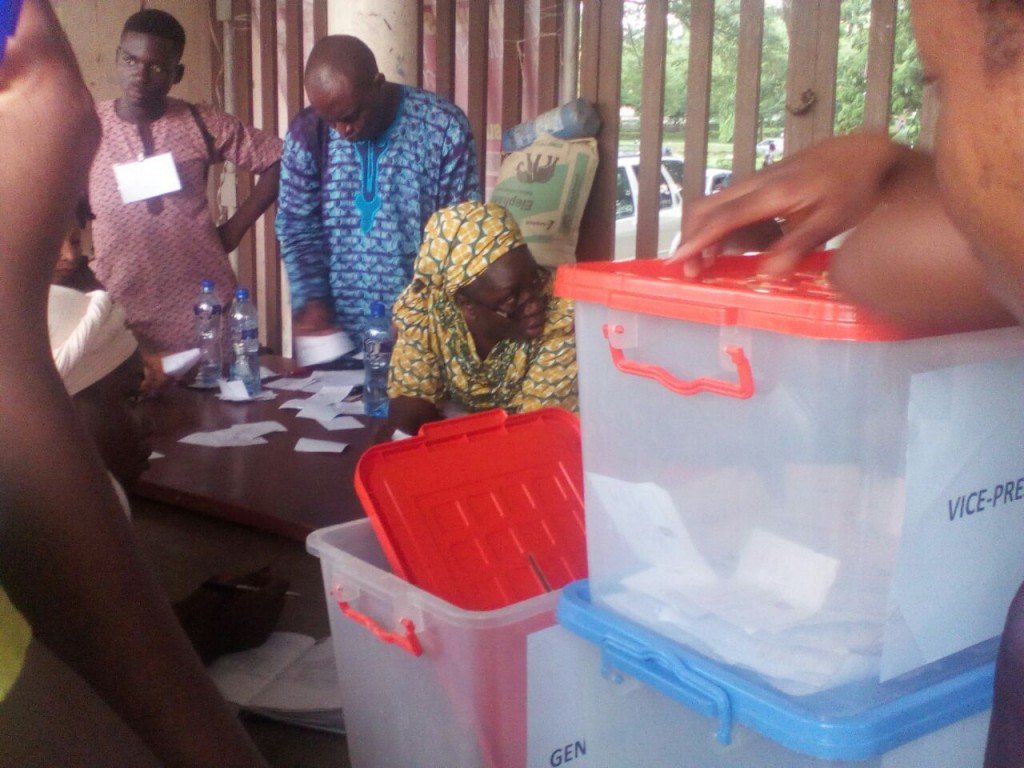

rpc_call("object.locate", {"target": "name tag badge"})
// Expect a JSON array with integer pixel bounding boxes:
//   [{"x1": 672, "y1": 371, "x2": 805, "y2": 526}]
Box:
[{"x1": 113, "y1": 152, "x2": 182, "y2": 204}]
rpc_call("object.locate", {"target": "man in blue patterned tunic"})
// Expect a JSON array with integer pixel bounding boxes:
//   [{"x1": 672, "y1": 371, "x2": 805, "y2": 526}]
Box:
[{"x1": 276, "y1": 35, "x2": 482, "y2": 349}]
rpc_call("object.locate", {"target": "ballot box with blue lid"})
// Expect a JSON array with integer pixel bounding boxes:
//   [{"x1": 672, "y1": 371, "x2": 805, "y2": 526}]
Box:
[
  {"x1": 554, "y1": 252, "x2": 1024, "y2": 702},
  {"x1": 525, "y1": 580, "x2": 993, "y2": 767}
]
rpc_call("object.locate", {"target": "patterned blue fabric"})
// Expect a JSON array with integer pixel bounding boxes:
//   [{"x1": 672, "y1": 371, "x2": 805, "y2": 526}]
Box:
[{"x1": 276, "y1": 85, "x2": 481, "y2": 345}]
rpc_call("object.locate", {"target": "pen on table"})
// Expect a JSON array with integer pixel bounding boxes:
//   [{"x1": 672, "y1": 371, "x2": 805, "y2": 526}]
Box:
[{"x1": 202, "y1": 579, "x2": 301, "y2": 597}]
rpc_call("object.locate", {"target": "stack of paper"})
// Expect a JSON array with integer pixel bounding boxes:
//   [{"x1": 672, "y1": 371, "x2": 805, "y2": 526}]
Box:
[{"x1": 206, "y1": 632, "x2": 345, "y2": 734}]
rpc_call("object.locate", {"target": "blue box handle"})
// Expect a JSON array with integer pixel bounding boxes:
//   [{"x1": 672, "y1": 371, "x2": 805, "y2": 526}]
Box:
[{"x1": 601, "y1": 631, "x2": 735, "y2": 745}]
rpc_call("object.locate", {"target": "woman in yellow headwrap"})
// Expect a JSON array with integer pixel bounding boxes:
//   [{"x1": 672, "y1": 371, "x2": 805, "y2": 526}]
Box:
[{"x1": 386, "y1": 200, "x2": 578, "y2": 437}]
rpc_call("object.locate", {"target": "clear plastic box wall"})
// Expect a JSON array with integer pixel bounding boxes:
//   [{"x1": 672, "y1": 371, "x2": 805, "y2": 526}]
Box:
[
  {"x1": 560, "y1": 257, "x2": 1024, "y2": 704},
  {"x1": 307, "y1": 519, "x2": 557, "y2": 768},
  {"x1": 527, "y1": 623, "x2": 991, "y2": 768}
]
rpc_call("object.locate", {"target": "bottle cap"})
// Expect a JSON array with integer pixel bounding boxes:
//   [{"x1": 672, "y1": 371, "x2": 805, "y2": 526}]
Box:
[
  {"x1": 200, "y1": 279, "x2": 214, "y2": 291},
  {"x1": 235, "y1": 287, "x2": 250, "y2": 301}
]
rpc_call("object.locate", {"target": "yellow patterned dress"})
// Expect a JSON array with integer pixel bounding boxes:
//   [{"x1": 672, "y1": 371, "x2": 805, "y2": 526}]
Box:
[{"x1": 388, "y1": 201, "x2": 578, "y2": 414}]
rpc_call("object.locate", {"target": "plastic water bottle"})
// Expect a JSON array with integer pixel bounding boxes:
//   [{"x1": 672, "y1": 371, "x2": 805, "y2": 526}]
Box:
[
  {"x1": 193, "y1": 279, "x2": 223, "y2": 387},
  {"x1": 363, "y1": 301, "x2": 393, "y2": 417},
  {"x1": 228, "y1": 287, "x2": 261, "y2": 396}
]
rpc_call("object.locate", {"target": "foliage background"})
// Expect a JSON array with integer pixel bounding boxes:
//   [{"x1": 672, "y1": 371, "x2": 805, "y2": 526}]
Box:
[{"x1": 618, "y1": 0, "x2": 923, "y2": 169}]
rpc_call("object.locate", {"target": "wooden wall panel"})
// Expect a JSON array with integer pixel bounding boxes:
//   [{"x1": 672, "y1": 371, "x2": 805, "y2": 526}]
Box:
[
  {"x1": 501, "y1": 0, "x2": 525, "y2": 133},
  {"x1": 634, "y1": 0, "x2": 668, "y2": 260},
  {"x1": 465, "y1": 0, "x2": 490, "y2": 177},
  {"x1": 732, "y1": 0, "x2": 765, "y2": 180},
  {"x1": 225, "y1": 1, "x2": 258, "y2": 297},
  {"x1": 255, "y1": 0, "x2": 283, "y2": 353},
  {"x1": 864, "y1": 0, "x2": 897, "y2": 132},
  {"x1": 784, "y1": 1, "x2": 840, "y2": 155},
  {"x1": 575, "y1": 0, "x2": 622, "y2": 262},
  {"x1": 682, "y1": 0, "x2": 714, "y2": 203},
  {"x1": 433, "y1": 0, "x2": 457, "y2": 101},
  {"x1": 536, "y1": 0, "x2": 563, "y2": 113}
]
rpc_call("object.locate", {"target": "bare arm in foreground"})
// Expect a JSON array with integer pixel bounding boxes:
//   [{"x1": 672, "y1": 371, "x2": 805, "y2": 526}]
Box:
[{"x1": 0, "y1": 3, "x2": 268, "y2": 766}]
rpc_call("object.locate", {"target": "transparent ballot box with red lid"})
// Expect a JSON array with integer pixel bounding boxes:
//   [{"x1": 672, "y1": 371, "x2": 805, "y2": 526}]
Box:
[
  {"x1": 307, "y1": 409, "x2": 586, "y2": 768},
  {"x1": 554, "y1": 252, "x2": 1024, "y2": 704}
]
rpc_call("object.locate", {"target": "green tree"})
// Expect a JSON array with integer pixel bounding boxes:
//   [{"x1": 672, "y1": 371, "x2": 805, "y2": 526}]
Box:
[{"x1": 619, "y1": 1, "x2": 922, "y2": 161}]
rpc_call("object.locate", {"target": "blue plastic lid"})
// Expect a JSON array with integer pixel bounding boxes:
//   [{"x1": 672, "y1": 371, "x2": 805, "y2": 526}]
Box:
[
  {"x1": 200, "y1": 279, "x2": 214, "y2": 291},
  {"x1": 235, "y1": 287, "x2": 250, "y2": 301},
  {"x1": 557, "y1": 580, "x2": 994, "y2": 762},
  {"x1": 370, "y1": 300, "x2": 386, "y2": 318}
]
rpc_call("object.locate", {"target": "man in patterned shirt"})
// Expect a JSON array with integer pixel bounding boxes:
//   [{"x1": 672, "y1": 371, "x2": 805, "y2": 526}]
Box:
[
  {"x1": 276, "y1": 34, "x2": 481, "y2": 352},
  {"x1": 88, "y1": 9, "x2": 282, "y2": 389}
]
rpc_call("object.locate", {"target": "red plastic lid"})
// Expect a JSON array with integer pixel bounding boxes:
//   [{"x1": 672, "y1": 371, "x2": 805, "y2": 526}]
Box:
[
  {"x1": 354, "y1": 408, "x2": 587, "y2": 611},
  {"x1": 554, "y1": 251, "x2": 944, "y2": 341}
]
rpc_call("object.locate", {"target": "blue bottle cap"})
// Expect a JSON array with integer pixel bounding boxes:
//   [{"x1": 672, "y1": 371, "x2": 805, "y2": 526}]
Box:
[
  {"x1": 235, "y1": 287, "x2": 250, "y2": 301},
  {"x1": 200, "y1": 279, "x2": 214, "y2": 291}
]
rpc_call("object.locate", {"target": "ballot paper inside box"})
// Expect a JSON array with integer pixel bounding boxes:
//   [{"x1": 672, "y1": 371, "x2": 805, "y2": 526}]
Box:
[{"x1": 554, "y1": 252, "x2": 1024, "y2": 708}]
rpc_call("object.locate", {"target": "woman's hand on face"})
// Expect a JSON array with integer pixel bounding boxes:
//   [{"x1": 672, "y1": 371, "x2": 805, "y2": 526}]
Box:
[{"x1": 668, "y1": 133, "x2": 921, "y2": 277}]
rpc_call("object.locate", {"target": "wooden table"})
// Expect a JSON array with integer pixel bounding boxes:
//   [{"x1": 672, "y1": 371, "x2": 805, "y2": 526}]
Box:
[{"x1": 136, "y1": 358, "x2": 377, "y2": 541}]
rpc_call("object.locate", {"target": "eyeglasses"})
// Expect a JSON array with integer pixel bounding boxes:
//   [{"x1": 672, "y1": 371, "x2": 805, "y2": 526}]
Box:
[
  {"x1": 464, "y1": 266, "x2": 550, "y2": 320},
  {"x1": 116, "y1": 47, "x2": 173, "y2": 80}
]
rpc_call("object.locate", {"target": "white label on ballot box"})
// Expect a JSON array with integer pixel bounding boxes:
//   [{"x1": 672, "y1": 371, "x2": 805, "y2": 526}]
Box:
[{"x1": 884, "y1": 355, "x2": 1024, "y2": 681}]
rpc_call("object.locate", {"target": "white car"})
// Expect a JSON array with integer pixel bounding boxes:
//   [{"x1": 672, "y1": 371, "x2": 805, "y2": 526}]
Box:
[{"x1": 614, "y1": 155, "x2": 732, "y2": 261}]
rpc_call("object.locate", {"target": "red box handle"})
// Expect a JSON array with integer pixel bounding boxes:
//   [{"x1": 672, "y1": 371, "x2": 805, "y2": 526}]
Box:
[
  {"x1": 335, "y1": 598, "x2": 423, "y2": 657},
  {"x1": 603, "y1": 323, "x2": 755, "y2": 399}
]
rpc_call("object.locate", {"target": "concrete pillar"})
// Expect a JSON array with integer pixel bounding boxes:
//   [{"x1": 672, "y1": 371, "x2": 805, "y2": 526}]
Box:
[{"x1": 326, "y1": 0, "x2": 420, "y2": 86}]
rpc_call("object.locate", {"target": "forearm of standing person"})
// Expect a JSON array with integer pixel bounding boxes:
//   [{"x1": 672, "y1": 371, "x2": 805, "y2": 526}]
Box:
[
  {"x1": 217, "y1": 160, "x2": 281, "y2": 253},
  {"x1": 276, "y1": 134, "x2": 336, "y2": 315},
  {"x1": 1, "y1": 389, "x2": 267, "y2": 768},
  {"x1": 0, "y1": 3, "x2": 267, "y2": 766},
  {"x1": 829, "y1": 177, "x2": 1019, "y2": 333}
]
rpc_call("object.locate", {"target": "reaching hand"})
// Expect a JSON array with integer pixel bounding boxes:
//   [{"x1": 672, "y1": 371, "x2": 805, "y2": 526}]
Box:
[
  {"x1": 293, "y1": 298, "x2": 341, "y2": 335},
  {"x1": 668, "y1": 133, "x2": 931, "y2": 277},
  {"x1": 140, "y1": 350, "x2": 173, "y2": 392}
]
